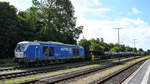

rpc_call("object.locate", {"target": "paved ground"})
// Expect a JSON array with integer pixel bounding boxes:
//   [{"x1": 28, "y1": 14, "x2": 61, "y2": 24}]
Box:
[{"x1": 122, "y1": 59, "x2": 150, "y2": 84}]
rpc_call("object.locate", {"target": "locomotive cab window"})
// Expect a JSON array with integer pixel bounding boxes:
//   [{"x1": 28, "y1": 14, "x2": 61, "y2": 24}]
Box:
[
  {"x1": 73, "y1": 48, "x2": 76, "y2": 56},
  {"x1": 15, "y1": 44, "x2": 27, "y2": 52},
  {"x1": 49, "y1": 47, "x2": 54, "y2": 56},
  {"x1": 73, "y1": 48, "x2": 79, "y2": 56},
  {"x1": 77, "y1": 49, "x2": 79, "y2": 56},
  {"x1": 43, "y1": 46, "x2": 49, "y2": 56}
]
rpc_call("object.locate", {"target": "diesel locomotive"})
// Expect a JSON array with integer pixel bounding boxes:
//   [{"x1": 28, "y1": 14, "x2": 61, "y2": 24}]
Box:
[{"x1": 14, "y1": 41, "x2": 84, "y2": 65}]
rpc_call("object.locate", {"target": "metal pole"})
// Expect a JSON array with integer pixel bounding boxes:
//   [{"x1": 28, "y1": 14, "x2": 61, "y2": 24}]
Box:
[
  {"x1": 133, "y1": 39, "x2": 136, "y2": 52},
  {"x1": 133, "y1": 39, "x2": 136, "y2": 57},
  {"x1": 118, "y1": 29, "x2": 120, "y2": 45},
  {"x1": 114, "y1": 27, "x2": 122, "y2": 45},
  {"x1": 133, "y1": 39, "x2": 136, "y2": 48},
  {"x1": 114, "y1": 27, "x2": 122, "y2": 62}
]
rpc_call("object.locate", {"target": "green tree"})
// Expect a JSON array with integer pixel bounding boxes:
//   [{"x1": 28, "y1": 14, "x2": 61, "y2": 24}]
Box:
[
  {"x1": 125, "y1": 46, "x2": 133, "y2": 52},
  {"x1": 119, "y1": 45, "x2": 126, "y2": 51},
  {"x1": 90, "y1": 42, "x2": 104, "y2": 52},
  {"x1": 32, "y1": 0, "x2": 83, "y2": 44},
  {"x1": 78, "y1": 38, "x2": 91, "y2": 56},
  {"x1": 108, "y1": 43, "x2": 115, "y2": 50},
  {"x1": 110, "y1": 46, "x2": 121, "y2": 52},
  {"x1": 89, "y1": 38, "x2": 109, "y2": 51},
  {"x1": 132, "y1": 48, "x2": 137, "y2": 52},
  {"x1": 17, "y1": 7, "x2": 42, "y2": 40},
  {"x1": 17, "y1": 11, "x2": 37, "y2": 41},
  {"x1": 138, "y1": 48, "x2": 144, "y2": 52},
  {"x1": 0, "y1": 2, "x2": 19, "y2": 58},
  {"x1": 147, "y1": 49, "x2": 150, "y2": 53},
  {"x1": 147, "y1": 49, "x2": 150, "y2": 54}
]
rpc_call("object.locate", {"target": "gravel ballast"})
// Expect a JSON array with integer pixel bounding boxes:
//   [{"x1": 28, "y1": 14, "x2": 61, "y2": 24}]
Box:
[
  {"x1": 54, "y1": 57, "x2": 148, "y2": 84},
  {"x1": 92, "y1": 60, "x2": 144, "y2": 84}
]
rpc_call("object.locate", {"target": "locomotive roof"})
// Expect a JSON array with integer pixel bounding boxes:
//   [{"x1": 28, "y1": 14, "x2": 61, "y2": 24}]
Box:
[
  {"x1": 18, "y1": 41, "x2": 83, "y2": 48},
  {"x1": 39, "y1": 41, "x2": 82, "y2": 47}
]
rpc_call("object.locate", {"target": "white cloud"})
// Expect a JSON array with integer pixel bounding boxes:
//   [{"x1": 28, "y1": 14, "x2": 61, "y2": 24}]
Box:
[
  {"x1": 77, "y1": 17, "x2": 150, "y2": 50},
  {"x1": 81, "y1": 8, "x2": 111, "y2": 13},
  {"x1": 93, "y1": 0, "x2": 102, "y2": 6},
  {"x1": 71, "y1": 0, "x2": 102, "y2": 8},
  {"x1": 132, "y1": 8, "x2": 142, "y2": 15},
  {"x1": 71, "y1": 0, "x2": 111, "y2": 18},
  {"x1": 77, "y1": 8, "x2": 111, "y2": 12}
]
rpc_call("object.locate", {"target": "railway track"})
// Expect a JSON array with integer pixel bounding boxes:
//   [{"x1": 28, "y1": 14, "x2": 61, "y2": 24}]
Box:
[
  {"x1": 0, "y1": 66, "x2": 64, "y2": 80},
  {"x1": 0, "y1": 64, "x2": 87, "y2": 80},
  {"x1": 0, "y1": 64, "x2": 16, "y2": 67},
  {"x1": 0, "y1": 67, "x2": 16, "y2": 72},
  {"x1": 0, "y1": 58, "x2": 108, "y2": 72},
  {"x1": 16, "y1": 63, "x2": 118, "y2": 84},
  {"x1": 16, "y1": 57, "x2": 142, "y2": 84},
  {"x1": 90, "y1": 59, "x2": 146, "y2": 84},
  {"x1": 0, "y1": 59, "x2": 116, "y2": 80},
  {"x1": 0, "y1": 56, "x2": 141, "y2": 72},
  {"x1": 0, "y1": 61, "x2": 94, "y2": 72}
]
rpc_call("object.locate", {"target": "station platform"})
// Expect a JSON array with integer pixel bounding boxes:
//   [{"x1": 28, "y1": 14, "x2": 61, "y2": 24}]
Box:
[{"x1": 122, "y1": 59, "x2": 150, "y2": 84}]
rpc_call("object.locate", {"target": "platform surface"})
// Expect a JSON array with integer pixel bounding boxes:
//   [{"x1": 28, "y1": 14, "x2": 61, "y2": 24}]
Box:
[{"x1": 122, "y1": 59, "x2": 150, "y2": 84}]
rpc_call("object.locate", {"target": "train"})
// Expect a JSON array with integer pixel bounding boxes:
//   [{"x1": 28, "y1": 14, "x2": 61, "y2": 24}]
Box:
[
  {"x1": 91, "y1": 51, "x2": 146, "y2": 59},
  {"x1": 14, "y1": 41, "x2": 84, "y2": 65},
  {"x1": 14, "y1": 41, "x2": 147, "y2": 65}
]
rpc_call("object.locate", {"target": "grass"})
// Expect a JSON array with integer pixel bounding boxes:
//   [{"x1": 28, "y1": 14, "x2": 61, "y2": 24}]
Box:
[
  {"x1": 0, "y1": 56, "x2": 148, "y2": 84},
  {"x1": 0, "y1": 58, "x2": 17, "y2": 67}
]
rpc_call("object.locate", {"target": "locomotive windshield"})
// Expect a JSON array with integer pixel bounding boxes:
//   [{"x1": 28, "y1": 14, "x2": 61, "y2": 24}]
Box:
[{"x1": 15, "y1": 44, "x2": 27, "y2": 52}]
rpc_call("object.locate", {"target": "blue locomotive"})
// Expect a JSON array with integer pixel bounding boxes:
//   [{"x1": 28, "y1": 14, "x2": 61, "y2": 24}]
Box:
[{"x1": 14, "y1": 41, "x2": 84, "y2": 65}]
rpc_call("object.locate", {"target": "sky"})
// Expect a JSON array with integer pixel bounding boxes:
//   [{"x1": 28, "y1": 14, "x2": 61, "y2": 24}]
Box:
[{"x1": 1, "y1": 0, "x2": 150, "y2": 50}]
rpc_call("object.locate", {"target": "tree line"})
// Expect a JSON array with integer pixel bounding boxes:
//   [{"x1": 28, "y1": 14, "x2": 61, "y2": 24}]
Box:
[
  {"x1": 0, "y1": 0, "x2": 83, "y2": 58},
  {"x1": 78, "y1": 38, "x2": 144, "y2": 56}
]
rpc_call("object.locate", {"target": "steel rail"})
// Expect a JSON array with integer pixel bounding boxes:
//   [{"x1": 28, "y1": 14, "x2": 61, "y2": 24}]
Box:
[{"x1": 23, "y1": 58, "x2": 139, "y2": 84}]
